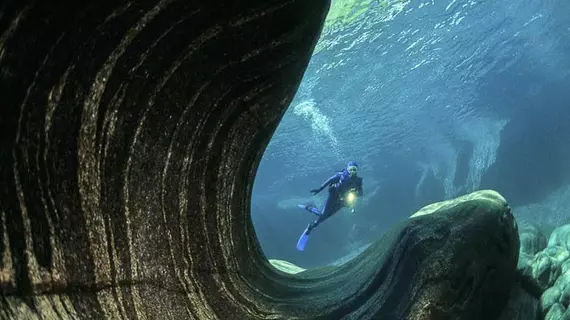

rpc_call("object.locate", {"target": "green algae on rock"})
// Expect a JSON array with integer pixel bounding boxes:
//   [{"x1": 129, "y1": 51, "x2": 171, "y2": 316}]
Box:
[
  {"x1": 313, "y1": 0, "x2": 411, "y2": 55},
  {"x1": 269, "y1": 260, "x2": 306, "y2": 274},
  {"x1": 410, "y1": 189, "x2": 508, "y2": 218}
]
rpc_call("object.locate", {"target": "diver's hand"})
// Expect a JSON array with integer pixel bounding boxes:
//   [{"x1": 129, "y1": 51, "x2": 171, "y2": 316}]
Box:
[{"x1": 310, "y1": 189, "x2": 320, "y2": 195}]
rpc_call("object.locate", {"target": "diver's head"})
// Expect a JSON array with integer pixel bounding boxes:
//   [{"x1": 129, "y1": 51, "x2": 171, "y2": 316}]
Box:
[{"x1": 347, "y1": 161, "x2": 358, "y2": 177}]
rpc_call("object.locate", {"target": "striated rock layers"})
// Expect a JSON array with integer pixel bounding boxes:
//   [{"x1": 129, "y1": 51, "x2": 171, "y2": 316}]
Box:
[{"x1": 1, "y1": 1, "x2": 520, "y2": 319}]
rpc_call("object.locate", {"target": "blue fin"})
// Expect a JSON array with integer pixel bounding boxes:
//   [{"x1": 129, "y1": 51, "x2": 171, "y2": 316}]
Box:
[
  {"x1": 296, "y1": 229, "x2": 310, "y2": 251},
  {"x1": 297, "y1": 204, "x2": 322, "y2": 216}
]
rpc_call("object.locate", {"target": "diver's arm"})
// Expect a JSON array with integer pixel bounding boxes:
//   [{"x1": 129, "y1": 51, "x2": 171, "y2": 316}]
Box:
[{"x1": 311, "y1": 174, "x2": 340, "y2": 194}]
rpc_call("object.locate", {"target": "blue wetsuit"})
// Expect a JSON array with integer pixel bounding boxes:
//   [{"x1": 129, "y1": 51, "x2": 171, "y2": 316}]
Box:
[{"x1": 307, "y1": 169, "x2": 363, "y2": 232}]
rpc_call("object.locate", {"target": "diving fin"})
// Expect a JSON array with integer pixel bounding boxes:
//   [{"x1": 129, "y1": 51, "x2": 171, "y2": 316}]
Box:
[
  {"x1": 297, "y1": 204, "x2": 322, "y2": 216},
  {"x1": 296, "y1": 233, "x2": 310, "y2": 251},
  {"x1": 296, "y1": 227, "x2": 311, "y2": 251}
]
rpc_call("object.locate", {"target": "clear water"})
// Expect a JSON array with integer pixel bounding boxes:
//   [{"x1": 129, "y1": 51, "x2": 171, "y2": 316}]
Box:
[{"x1": 252, "y1": 0, "x2": 570, "y2": 268}]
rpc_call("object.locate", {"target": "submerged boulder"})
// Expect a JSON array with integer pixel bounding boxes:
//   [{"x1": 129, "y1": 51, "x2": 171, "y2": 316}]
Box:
[
  {"x1": 562, "y1": 260, "x2": 570, "y2": 275},
  {"x1": 562, "y1": 308, "x2": 570, "y2": 319},
  {"x1": 521, "y1": 224, "x2": 570, "y2": 319},
  {"x1": 532, "y1": 251, "x2": 563, "y2": 289},
  {"x1": 544, "y1": 246, "x2": 570, "y2": 265},
  {"x1": 541, "y1": 286, "x2": 562, "y2": 315},
  {"x1": 549, "y1": 225, "x2": 570, "y2": 251},
  {"x1": 499, "y1": 283, "x2": 540, "y2": 320},
  {"x1": 545, "y1": 303, "x2": 566, "y2": 320},
  {"x1": 269, "y1": 260, "x2": 306, "y2": 274},
  {"x1": 560, "y1": 285, "x2": 570, "y2": 307},
  {"x1": 385, "y1": 189, "x2": 520, "y2": 319},
  {"x1": 518, "y1": 220, "x2": 548, "y2": 272},
  {"x1": 520, "y1": 222, "x2": 548, "y2": 256},
  {"x1": 558, "y1": 272, "x2": 570, "y2": 293}
]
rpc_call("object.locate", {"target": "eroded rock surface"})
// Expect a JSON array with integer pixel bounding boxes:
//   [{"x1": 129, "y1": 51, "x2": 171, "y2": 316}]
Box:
[
  {"x1": 516, "y1": 222, "x2": 570, "y2": 319},
  {"x1": 546, "y1": 303, "x2": 566, "y2": 320},
  {"x1": 0, "y1": 0, "x2": 330, "y2": 319},
  {"x1": 519, "y1": 220, "x2": 548, "y2": 271},
  {"x1": 549, "y1": 226, "x2": 570, "y2": 251},
  {"x1": 1, "y1": 0, "x2": 521, "y2": 319},
  {"x1": 499, "y1": 283, "x2": 540, "y2": 320},
  {"x1": 533, "y1": 251, "x2": 563, "y2": 290},
  {"x1": 542, "y1": 286, "x2": 563, "y2": 314},
  {"x1": 269, "y1": 260, "x2": 306, "y2": 274}
]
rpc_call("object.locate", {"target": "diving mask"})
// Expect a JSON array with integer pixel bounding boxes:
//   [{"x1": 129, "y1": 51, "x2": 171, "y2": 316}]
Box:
[{"x1": 347, "y1": 166, "x2": 358, "y2": 175}]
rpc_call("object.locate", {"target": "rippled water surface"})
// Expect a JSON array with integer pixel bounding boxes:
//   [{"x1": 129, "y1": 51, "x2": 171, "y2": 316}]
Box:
[{"x1": 252, "y1": 0, "x2": 570, "y2": 267}]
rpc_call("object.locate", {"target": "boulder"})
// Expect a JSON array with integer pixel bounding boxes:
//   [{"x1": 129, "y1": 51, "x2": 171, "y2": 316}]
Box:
[
  {"x1": 560, "y1": 285, "x2": 570, "y2": 307},
  {"x1": 518, "y1": 221, "x2": 548, "y2": 278},
  {"x1": 549, "y1": 225, "x2": 570, "y2": 251},
  {"x1": 546, "y1": 303, "x2": 566, "y2": 320},
  {"x1": 269, "y1": 260, "x2": 306, "y2": 274},
  {"x1": 562, "y1": 260, "x2": 570, "y2": 275},
  {"x1": 556, "y1": 271, "x2": 570, "y2": 292},
  {"x1": 499, "y1": 282, "x2": 540, "y2": 320},
  {"x1": 562, "y1": 307, "x2": 570, "y2": 319},
  {"x1": 531, "y1": 252, "x2": 562, "y2": 289},
  {"x1": 544, "y1": 246, "x2": 570, "y2": 264},
  {"x1": 519, "y1": 220, "x2": 548, "y2": 256},
  {"x1": 542, "y1": 286, "x2": 562, "y2": 315}
]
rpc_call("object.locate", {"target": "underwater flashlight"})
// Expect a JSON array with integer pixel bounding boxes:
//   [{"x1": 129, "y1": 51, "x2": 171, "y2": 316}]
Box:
[{"x1": 346, "y1": 192, "x2": 356, "y2": 204}]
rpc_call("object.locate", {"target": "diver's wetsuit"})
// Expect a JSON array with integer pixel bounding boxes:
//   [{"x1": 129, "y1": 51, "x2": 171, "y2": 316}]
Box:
[{"x1": 307, "y1": 169, "x2": 363, "y2": 233}]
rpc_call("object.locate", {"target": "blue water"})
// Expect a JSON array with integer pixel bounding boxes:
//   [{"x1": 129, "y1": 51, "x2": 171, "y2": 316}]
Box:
[{"x1": 252, "y1": 0, "x2": 570, "y2": 268}]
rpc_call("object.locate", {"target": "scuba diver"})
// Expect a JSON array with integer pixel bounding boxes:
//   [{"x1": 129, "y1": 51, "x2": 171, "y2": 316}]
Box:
[{"x1": 296, "y1": 161, "x2": 363, "y2": 251}]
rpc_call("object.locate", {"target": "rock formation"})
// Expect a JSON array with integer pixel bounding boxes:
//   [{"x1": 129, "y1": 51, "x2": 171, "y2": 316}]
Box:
[
  {"x1": 1, "y1": 0, "x2": 522, "y2": 319},
  {"x1": 521, "y1": 224, "x2": 570, "y2": 319}
]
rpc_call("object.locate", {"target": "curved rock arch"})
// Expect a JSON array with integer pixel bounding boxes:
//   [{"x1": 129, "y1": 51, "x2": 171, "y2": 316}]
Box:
[{"x1": 1, "y1": 1, "x2": 520, "y2": 319}]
